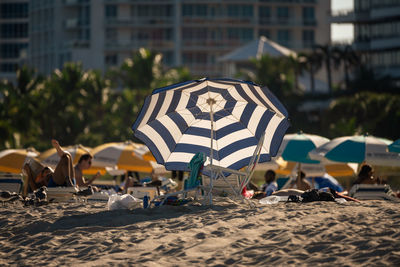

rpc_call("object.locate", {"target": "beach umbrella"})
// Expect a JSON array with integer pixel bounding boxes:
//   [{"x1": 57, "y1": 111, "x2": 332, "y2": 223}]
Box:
[
  {"x1": 276, "y1": 132, "x2": 330, "y2": 164},
  {"x1": 91, "y1": 141, "x2": 165, "y2": 173},
  {"x1": 0, "y1": 148, "x2": 39, "y2": 173},
  {"x1": 309, "y1": 134, "x2": 400, "y2": 166},
  {"x1": 132, "y1": 78, "x2": 290, "y2": 172},
  {"x1": 388, "y1": 139, "x2": 400, "y2": 153},
  {"x1": 274, "y1": 160, "x2": 357, "y2": 177}
]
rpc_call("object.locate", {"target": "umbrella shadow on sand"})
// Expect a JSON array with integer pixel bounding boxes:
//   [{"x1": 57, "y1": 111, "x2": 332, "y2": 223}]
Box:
[{"x1": 15, "y1": 202, "x2": 254, "y2": 236}]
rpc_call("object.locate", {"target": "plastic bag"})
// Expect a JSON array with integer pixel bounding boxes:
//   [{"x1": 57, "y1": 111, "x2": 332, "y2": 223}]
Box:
[
  {"x1": 259, "y1": 195, "x2": 288, "y2": 205},
  {"x1": 107, "y1": 194, "x2": 142, "y2": 210}
]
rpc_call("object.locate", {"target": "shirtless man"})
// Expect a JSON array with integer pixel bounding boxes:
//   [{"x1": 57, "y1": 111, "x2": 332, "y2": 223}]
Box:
[{"x1": 74, "y1": 154, "x2": 101, "y2": 188}]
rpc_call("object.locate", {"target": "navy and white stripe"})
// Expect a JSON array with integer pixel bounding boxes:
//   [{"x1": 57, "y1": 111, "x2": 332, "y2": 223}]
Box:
[{"x1": 132, "y1": 78, "x2": 290, "y2": 171}]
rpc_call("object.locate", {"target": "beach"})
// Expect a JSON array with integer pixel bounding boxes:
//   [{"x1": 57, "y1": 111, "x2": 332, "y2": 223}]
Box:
[{"x1": 1, "y1": 198, "x2": 400, "y2": 266}]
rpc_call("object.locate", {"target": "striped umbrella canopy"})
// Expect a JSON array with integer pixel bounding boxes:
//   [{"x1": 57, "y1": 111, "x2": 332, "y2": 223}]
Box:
[
  {"x1": 388, "y1": 139, "x2": 400, "y2": 153},
  {"x1": 276, "y1": 132, "x2": 330, "y2": 164},
  {"x1": 91, "y1": 141, "x2": 164, "y2": 173},
  {"x1": 0, "y1": 148, "x2": 39, "y2": 173},
  {"x1": 309, "y1": 134, "x2": 400, "y2": 166},
  {"x1": 132, "y1": 78, "x2": 290, "y2": 171}
]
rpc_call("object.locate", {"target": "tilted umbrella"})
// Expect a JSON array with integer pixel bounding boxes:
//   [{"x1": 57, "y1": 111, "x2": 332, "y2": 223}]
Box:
[
  {"x1": 388, "y1": 139, "x2": 400, "y2": 153},
  {"x1": 0, "y1": 148, "x2": 39, "y2": 173},
  {"x1": 309, "y1": 134, "x2": 400, "y2": 166},
  {"x1": 91, "y1": 141, "x2": 165, "y2": 173},
  {"x1": 132, "y1": 78, "x2": 290, "y2": 172}
]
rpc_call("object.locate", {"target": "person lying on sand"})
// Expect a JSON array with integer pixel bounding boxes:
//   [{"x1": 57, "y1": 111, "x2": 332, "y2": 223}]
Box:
[{"x1": 24, "y1": 139, "x2": 76, "y2": 191}]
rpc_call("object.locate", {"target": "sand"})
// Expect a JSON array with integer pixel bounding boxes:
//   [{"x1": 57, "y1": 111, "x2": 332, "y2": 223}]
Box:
[{"x1": 1, "y1": 197, "x2": 400, "y2": 266}]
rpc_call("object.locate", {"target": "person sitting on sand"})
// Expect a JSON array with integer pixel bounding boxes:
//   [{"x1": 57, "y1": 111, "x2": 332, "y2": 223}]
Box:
[
  {"x1": 251, "y1": 170, "x2": 278, "y2": 199},
  {"x1": 262, "y1": 170, "x2": 278, "y2": 196},
  {"x1": 289, "y1": 171, "x2": 312, "y2": 191},
  {"x1": 352, "y1": 164, "x2": 380, "y2": 185},
  {"x1": 24, "y1": 139, "x2": 76, "y2": 191},
  {"x1": 74, "y1": 154, "x2": 101, "y2": 189}
]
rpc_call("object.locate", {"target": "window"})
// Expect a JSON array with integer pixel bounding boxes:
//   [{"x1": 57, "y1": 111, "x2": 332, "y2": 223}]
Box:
[
  {"x1": 106, "y1": 28, "x2": 117, "y2": 42},
  {"x1": 105, "y1": 54, "x2": 118, "y2": 65},
  {"x1": 302, "y1": 7, "x2": 315, "y2": 25},
  {"x1": 0, "y1": 63, "x2": 18, "y2": 72},
  {"x1": 259, "y1": 29, "x2": 271, "y2": 39},
  {"x1": 228, "y1": 28, "x2": 253, "y2": 41},
  {"x1": 0, "y1": 43, "x2": 28, "y2": 59},
  {"x1": 259, "y1": 6, "x2": 271, "y2": 20},
  {"x1": 302, "y1": 30, "x2": 315, "y2": 48},
  {"x1": 277, "y1": 7, "x2": 289, "y2": 19},
  {"x1": 0, "y1": 3, "x2": 28, "y2": 19},
  {"x1": 182, "y1": 4, "x2": 207, "y2": 17},
  {"x1": 1, "y1": 23, "x2": 28, "y2": 38},
  {"x1": 105, "y1": 4, "x2": 117, "y2": 18},
  {"x1": 228, "y1": 5, "x2": 253, "y2": 17},
  {"x1": 277, "y1": 30, "x2": 291, "y2": 46}
]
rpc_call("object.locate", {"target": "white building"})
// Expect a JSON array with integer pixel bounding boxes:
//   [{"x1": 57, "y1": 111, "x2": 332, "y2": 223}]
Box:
[
  {"x1": 0, "y1": 0, "x2": 29, "y2": 82},
  {"x1": 27, "y1": 0, "x2": 331, "y2": 78}
]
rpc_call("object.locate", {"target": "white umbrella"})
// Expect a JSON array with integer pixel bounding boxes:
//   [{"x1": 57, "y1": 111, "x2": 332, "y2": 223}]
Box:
[{"x1": 309, "y1": 134, "x2": 400, "y2": 166}]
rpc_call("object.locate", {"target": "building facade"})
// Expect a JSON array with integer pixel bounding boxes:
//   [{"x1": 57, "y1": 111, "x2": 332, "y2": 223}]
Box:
[
  {"x1": 331, "y1": 0, "x2": 400, "y2": 79},
  {"x1": 27, "y1": 0, "x2": 330, "y2": 78},
  {"x1": 0, "y1": 0, "x2": 29, "y2": 82}
]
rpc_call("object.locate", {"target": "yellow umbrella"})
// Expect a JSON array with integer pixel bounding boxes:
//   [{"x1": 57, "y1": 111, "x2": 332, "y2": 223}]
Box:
[
  {"x1": 91, "y1": 141, "x2": 162, "y2": 173},
  {"x1": 38, "y1": 144, "x2": 106, "y2": 175},
  {"x1": 275, "y1": 160, "x2": 357, "y2": 177},
  {"x1": 0, "y1": 148, "x2": 39, "y2": 173}
]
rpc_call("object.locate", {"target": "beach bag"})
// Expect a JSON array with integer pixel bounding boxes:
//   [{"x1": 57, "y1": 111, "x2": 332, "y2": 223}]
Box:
[{"x1": 301, "y1": 189, "x2": 335, "y2": 202}]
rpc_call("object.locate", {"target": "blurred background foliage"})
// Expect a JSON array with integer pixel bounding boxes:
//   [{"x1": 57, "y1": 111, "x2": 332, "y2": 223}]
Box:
[{"x1": 1, "y1": 47, "x2": 399, "y2": 152}]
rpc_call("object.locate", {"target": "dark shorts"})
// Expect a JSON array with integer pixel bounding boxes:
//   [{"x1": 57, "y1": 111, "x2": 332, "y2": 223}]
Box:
[{"x1": 47, "y1": 176, "x2": 76, "y2": 187}]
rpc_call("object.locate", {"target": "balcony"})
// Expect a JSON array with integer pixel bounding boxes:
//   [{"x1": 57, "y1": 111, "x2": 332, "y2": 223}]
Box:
[
  {"x1": 105, "y1": 40, "x2": 174, "y2": 51},
  {"x1": 371, "y1": 6, "x2": 400, "y2": 20},
  {"x1": 105, "y1": 17, "x2": 174, "y2": 26},
  {"x1": 371, "y1": 36, "x2": 400, "y2": 50},
  {"x1": 330, "y1": 10, "x2": 370, "y2": 23}
]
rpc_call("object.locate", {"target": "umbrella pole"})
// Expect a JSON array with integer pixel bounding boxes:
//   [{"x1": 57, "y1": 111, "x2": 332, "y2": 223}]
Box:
[{"x1": 208, "y1": 99, "x2": 215, "y2": 206}]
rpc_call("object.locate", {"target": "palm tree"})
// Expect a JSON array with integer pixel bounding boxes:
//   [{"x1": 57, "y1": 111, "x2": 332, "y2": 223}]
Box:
[
  {"x1": 299, "y1": 51, "x2": 322, "y2": 94},
  {"x1": 332, "y1": 45, "x2": 360, "y2": 90},
  {"x1": 315, "y1": 44, "x2": 334, "y2": 94}
]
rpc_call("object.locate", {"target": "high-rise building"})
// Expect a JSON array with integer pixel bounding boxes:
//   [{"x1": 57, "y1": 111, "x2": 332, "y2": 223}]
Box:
[
  {"x1": 28, "y1": 0, "x2": 331, "y2": 77},
  {"x1": 331, "y1": 0, "x2": 400, "y2": 79},
  {"x1": 0, "y1": 0, "x2": 29, "y2": 82}
]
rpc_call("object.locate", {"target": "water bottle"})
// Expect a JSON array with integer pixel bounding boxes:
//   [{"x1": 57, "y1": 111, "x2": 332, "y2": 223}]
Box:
[
  {"x1": 143, "y1": 195, "x2": 149, "y2": 208},
  {"x1": 259, "y1": 195, "x2": 281, "y2": 205}
]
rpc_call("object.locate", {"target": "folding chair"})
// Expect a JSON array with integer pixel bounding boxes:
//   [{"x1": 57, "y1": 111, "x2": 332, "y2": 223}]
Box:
[
  {"x1": 150, "y1": 152, "x2": 206, "y2": 207},
  {"x1": 202, "y1": 133, "x2": 265, "y2": 206}
]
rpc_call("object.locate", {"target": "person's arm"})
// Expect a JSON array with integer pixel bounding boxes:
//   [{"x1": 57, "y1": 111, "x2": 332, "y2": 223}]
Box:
[
  {"x1": 85, "y1": 171, "x2": 101, "y2": 186},
  {"x1": 23, "y1": 163, "x2": 39, "y2": 192}
]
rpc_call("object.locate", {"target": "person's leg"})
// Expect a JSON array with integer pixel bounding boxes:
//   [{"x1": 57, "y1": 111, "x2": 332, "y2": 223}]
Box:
[{"x1": 53, "y1": 154, "x2": 75, "y2": 186}]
